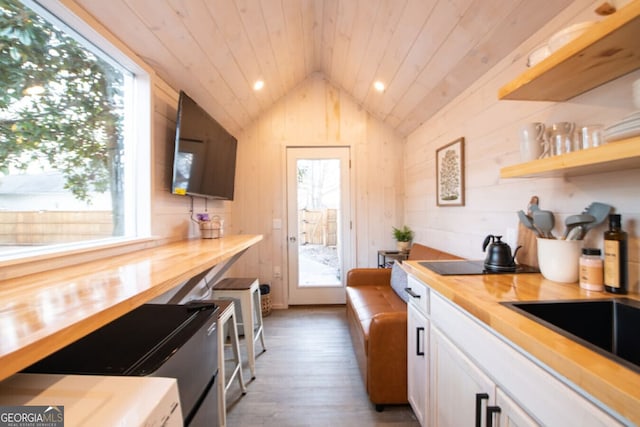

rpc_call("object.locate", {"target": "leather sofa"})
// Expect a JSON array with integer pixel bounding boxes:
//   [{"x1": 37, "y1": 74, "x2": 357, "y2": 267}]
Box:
[{"x1": 345, "y1": 243, "x2": 462, "y2": 410}]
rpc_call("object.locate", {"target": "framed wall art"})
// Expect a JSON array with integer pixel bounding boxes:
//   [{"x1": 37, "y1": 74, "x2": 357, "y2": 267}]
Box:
[{"x1": 436, "y1": 137, "x2": 465, "y2": 207}]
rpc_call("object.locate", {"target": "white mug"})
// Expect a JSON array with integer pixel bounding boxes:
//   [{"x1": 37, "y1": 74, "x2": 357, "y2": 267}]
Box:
[{"x1": 520, "y1": 122, "x2": 545, "y2": 162}]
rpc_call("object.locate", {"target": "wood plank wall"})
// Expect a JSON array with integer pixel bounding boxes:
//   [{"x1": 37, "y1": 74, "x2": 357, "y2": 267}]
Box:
[
  {"x1": 404, "y1": 0, "x2": 640, "y2": 293},
  {"x1": 229, "y1": 74, "x2": 404, "y2": 308},
  {"x1": 150, "y1": 79, "x2": 233, "y2": 245}
]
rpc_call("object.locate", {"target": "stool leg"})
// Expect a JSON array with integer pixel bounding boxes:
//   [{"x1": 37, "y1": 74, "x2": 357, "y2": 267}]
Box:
[
  {"x1": 253, "y1": 288, "x2": 266, "y2": 352},
  {"x1": 229, "y1": 311, "x2": 246, "y2": 394},
  {"x1": 217, "y1": 318, "x2": 226, "y2": 427},
  {"x1": 239, "y1": 291, "x2": 256, "y2": 379}
]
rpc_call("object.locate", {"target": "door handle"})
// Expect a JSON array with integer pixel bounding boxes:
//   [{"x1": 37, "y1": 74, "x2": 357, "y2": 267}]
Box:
[
  {"x1": 404, "y1": 287, "x2": 420, "y2": 298},
  {"x1": 416, "y1": 326, "x2": 425, "y2": 356},
  {"x1": 289, "y1": 236, "x2": 297, "y2": 242},
  {"x1": 486, "y1": 406, "x2": 501, "y2": 427},
  {"x1": 475, "y1": 393, "x2": 489, "y2": 427}
]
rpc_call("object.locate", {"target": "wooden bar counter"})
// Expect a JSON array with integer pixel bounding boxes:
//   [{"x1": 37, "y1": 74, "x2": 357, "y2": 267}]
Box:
[
  {"x1": 404, "y1": 261, "x2": 640, "y2": 425},
  {"x1": 0, "y1": 234, "x2": 262, "y2": 381}
]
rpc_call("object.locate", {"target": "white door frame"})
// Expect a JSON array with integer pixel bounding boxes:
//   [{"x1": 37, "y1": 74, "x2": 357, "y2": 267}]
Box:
[{"x1": 286, "y1": 146, "x2": 353, "y2": 305}]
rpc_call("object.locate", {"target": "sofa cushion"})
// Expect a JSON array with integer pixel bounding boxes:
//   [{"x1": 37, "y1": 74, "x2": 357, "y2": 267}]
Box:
[
  {"x1": 345, "y1": 285, "x2": 405, "y2": 352},
  {"x1": 390, "y1": 262, "x2": 409, "y2": 303}
]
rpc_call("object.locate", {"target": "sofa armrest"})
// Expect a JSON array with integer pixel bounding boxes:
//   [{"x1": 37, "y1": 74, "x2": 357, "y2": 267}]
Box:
[
  {"x1": 368, "y1": 311, "x2": 407, "y2": 348},
  {"x1": 347, "y1": 268, "x2": 392, "y2": 287},
  {"x1": 367, "y1": 311, "x2": 408, "y2": 402}
]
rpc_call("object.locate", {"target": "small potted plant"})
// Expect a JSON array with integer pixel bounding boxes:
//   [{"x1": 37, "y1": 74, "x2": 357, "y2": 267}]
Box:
[{"x1": 392, "y1": 225, "x2": 414, "y2": 252}]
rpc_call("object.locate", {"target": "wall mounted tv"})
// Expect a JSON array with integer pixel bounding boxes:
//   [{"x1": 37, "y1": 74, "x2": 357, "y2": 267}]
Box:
[{"x1": 171, "y1": 90, "x2": 237, "y2": 200}]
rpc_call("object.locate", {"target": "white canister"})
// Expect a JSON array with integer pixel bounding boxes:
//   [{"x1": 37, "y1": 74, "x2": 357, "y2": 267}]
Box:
[{"x1": 519, "y1": 122, "x2": 546, "y2": 162}]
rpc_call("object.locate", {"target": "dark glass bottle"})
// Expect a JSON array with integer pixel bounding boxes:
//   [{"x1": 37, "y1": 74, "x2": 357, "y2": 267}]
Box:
[{"x1": 603, "y1": 214, "x2": 628, "y2": 294}]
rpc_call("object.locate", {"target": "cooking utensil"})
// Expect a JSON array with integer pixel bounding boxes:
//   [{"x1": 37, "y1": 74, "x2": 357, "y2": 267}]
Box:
[
  {"x1": 518, "y1": 210, "x2": 541, "y2": 237},
  {"x1": 577, "y1": 202, "x2": 613, "y2": 239},
  {"x1": 533, "y1": 210, "x2": 555, "y2": 239},
  {"x1": 566, "y1": 225, "x2": 584, "y2": 240},
  {"x1": 562, "y1": 214, "x2": 595, "y2": 239}
]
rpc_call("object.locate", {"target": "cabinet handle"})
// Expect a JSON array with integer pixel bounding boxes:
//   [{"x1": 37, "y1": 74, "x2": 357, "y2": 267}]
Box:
[
  {"x1": 486, "y1": 406, "x2": 501, "y2": 427},
  {"x1": 404, "y1": 287, "x2": 420, "y2": 298},
  {"x1": 416, "y1": 326, "x2": 425, "y2": 356},
  {"x1": 475, "y1": 393, "x2": 489, "y2": 427}
]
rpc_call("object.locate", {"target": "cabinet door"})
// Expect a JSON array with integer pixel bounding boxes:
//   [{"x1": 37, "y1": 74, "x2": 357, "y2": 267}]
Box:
[
  {"x1": 430, "y1": 327, "x2": 495, "y2": 427},
  {"x1": 496, "y1": 388, "x2": 539, "y2": 427},
  {"x1": 407, "y1": 303, "x2": 428, "y2": 426}
]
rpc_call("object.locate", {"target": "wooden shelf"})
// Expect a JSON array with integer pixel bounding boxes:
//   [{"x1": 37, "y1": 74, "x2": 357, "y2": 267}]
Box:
[
  {"x1": 499, "y1": 0, "x2": 640, "y2": 101},
  {"x1": 500, "y1": 137, "x2": 640, "y2": 178}
]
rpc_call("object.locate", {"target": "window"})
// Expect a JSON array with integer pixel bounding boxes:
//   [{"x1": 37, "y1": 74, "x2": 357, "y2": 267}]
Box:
[{"x1": 0, "y1": 0, "x2": 150, "y2": 260}]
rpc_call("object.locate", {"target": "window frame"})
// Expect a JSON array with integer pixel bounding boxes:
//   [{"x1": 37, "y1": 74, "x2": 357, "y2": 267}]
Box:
[{"x1": 0, "y1": 0, "x2": 152, "y2": 268}]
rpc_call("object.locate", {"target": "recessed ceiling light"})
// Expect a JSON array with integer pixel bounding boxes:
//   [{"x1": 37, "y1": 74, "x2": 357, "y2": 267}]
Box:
[
  {"x1": 253, "y1": 80, "x2": 264, "y2": 91},
  {"x1": 374, "y1": 81, "x2": 385, "y2": 92}
]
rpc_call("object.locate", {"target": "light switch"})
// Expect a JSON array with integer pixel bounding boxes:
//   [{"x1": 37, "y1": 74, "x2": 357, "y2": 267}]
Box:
[{"x1": 273, "y1": 218, "x2": 282, "y2": 229}]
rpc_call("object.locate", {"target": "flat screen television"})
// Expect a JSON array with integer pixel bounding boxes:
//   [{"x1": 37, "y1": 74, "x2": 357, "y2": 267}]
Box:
[{"x1": 171, "y1": 91, "x2": 237, "y2": 200}]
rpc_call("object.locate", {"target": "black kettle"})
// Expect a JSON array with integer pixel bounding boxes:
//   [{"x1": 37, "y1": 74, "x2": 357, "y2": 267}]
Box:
[{"x1": 482, "y1": 235, "x2": 521, "y2": 271}]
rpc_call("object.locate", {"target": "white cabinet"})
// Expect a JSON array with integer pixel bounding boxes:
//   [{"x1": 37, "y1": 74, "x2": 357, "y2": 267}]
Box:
[
  {"x1": 407, "y1": 275, "x2": 429, "y2": 426},
  {"x1": 407, "y1": 302, "x2": 428, "y2": 425},
  {"x1": 430, "y1": 326, "x2": 538, "y2": 427},
  {"x1": 430, "y1": 327, "x2": 495, "y2": 426},
  {"x1": 496, "y1": 388, "x2": 538, "y2": 427},
  {"x1": 428, "y1": 289, "x2": 624, "y2": 427}
]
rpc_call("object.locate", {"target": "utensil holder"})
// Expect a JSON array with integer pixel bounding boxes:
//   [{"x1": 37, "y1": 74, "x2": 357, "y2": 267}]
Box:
[{"x1": 537, "y1": 238, "x2": 583, "y2": 283}]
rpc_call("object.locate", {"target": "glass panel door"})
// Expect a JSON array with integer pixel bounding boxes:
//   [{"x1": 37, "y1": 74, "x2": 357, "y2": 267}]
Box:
[{"x1": 286, "y1": 147, "x2": 351, "y2": 304}]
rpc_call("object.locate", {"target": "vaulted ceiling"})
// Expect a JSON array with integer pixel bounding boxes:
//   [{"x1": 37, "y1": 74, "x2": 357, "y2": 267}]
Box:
[{"x1": 74, "y1": 0, "x2": 572, "y2": 137}]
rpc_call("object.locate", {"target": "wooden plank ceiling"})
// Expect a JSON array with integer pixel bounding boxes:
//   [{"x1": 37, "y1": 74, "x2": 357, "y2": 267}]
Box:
[{"x1": 74, "y1": 0, "x2": 572, "y2": 137}]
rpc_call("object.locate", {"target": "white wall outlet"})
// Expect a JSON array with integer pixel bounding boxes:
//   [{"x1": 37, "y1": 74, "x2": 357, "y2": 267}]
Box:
[
  {"x1": 273, "y1": 266, "x2": 282, "y2": 278},
  {"x1": 273, "y1": 218, "x2": 282, "y2": 229}
]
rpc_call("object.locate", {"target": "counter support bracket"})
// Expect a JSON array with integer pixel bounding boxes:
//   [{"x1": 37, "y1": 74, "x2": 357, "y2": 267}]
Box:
[{"x1": 168, "y1": 248, "x2": 249, "y2": 304}]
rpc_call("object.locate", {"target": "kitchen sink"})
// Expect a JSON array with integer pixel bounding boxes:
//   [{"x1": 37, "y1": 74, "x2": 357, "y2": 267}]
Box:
[{"x1": 501, "y1": 298, "x2": 640, "y2": 373}]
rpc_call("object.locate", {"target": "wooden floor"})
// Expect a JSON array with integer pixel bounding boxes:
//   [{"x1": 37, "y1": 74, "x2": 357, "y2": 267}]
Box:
[{"x1": 224, "y1": 305, "x2": 419, "y2": 427}]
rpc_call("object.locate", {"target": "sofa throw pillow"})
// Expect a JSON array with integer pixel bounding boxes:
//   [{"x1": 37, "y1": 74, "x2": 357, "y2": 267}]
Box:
[{"x1": 390, "y1": 262, "x2": 409, "y2": 303}]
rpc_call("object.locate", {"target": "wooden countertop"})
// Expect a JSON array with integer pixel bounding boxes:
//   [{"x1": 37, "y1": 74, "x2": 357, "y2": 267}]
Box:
[
  {"x1": 404, "y1": 261, "x2": 640, "y2": 425},
  {"x1": 0, "y1": 234, "x2": 262, "y2": 381}
]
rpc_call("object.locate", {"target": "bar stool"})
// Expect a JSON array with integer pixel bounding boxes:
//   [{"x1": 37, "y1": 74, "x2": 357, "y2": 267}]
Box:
[
  {"x1": 212, "y1": 278, "x2": 266, "y2": 379},
  {"x1": 214, "y1": 300, "x2": 246, "y2": 427}
]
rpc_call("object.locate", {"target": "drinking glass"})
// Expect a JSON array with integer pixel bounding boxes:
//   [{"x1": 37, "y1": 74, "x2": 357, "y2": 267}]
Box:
[
  {"x1": 549, "y1": 122, "x2": 575, "y2": 156},
  {"x1": 580, "y1": 125, "x2": 604, "y2": 149}
]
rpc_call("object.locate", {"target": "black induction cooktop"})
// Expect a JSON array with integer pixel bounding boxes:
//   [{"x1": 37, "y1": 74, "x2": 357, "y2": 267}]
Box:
[{"x1": 419, "y1": 260, "x2": 539, "y2": 276}]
